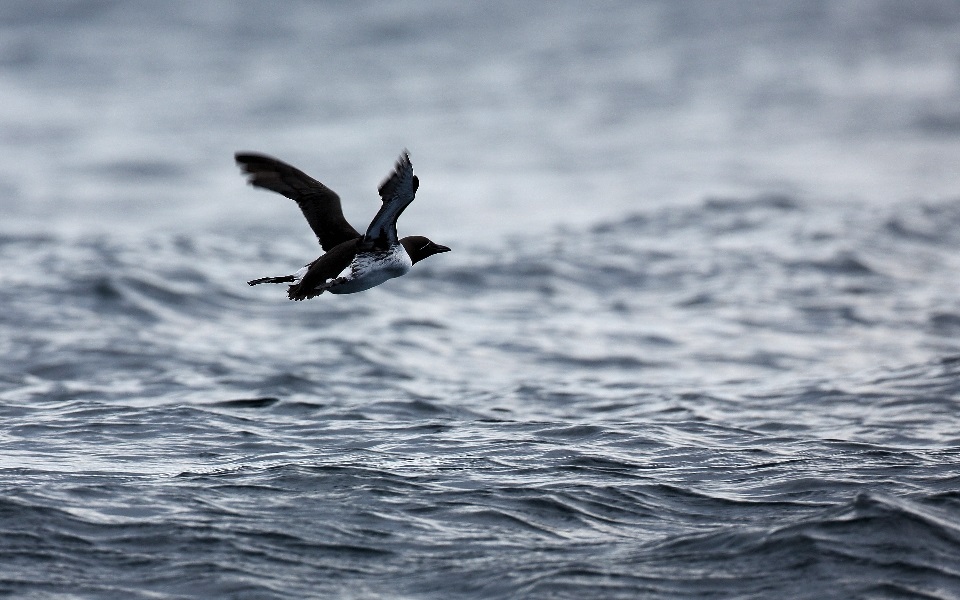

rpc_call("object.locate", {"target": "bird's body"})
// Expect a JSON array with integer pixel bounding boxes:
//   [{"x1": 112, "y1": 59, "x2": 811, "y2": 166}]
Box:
[
  {"x1": 236, "y1": 150, "x2": 449, "y2": 300},
  {"x1": 317, "y1": 243, "x2": 412, "y2": 295}
]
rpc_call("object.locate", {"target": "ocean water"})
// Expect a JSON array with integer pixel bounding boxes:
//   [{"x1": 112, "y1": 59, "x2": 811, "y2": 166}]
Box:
[{"x1": 3, "y1": 1, "x2": 960, "y2": 598}]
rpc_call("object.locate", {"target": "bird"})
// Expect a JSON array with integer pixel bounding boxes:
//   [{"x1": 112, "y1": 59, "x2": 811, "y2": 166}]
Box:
[{"x1": 236, "y1": 150, "x2": 450, "y2": 300}]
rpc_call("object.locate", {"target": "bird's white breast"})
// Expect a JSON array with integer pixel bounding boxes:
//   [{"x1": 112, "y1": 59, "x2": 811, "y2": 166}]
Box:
[{"x1": 326, "y1": 245, "x2": 412, "y2": 294}]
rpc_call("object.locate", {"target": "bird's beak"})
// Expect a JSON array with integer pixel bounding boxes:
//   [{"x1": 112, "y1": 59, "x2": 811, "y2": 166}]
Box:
[{"x1": 432, "y1": 243, "x2": 451, "y2": 253}]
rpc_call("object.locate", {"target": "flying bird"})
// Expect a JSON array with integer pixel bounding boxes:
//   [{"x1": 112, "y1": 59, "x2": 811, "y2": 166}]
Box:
[{"x1": 236, "y1": 150, "x2": 449, "y2": 300}]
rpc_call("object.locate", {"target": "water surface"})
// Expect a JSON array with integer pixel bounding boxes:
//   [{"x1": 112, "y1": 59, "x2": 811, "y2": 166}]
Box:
[{"x1": 2, "y1": 2, "x2": 960, "y2": 598}]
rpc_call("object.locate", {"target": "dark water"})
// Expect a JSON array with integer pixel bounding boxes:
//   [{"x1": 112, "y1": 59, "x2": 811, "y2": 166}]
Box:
[{"x1": 3, "y1": 2, "x2": 960, "y2": 598}]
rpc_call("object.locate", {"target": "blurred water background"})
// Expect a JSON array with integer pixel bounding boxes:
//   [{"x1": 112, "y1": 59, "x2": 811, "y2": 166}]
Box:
[{"x1": 2, "y1": 1, "x2": 960, "y2": 598}]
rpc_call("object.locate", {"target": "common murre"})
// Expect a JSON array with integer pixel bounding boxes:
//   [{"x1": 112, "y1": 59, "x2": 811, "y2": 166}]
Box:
[{"x1": 237, "y1": 150, "x2": 450, "y2": 300}]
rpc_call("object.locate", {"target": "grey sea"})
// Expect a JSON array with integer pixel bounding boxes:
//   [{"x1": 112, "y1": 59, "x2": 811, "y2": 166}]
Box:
[{"x1": 3, "y1": 1, "x2": 960, "y2": 598}]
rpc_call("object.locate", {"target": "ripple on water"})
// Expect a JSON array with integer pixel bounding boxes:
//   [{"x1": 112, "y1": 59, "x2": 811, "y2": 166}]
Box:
[{"x1": 3, "y1": 196, "x2": 960, "y2": 597}]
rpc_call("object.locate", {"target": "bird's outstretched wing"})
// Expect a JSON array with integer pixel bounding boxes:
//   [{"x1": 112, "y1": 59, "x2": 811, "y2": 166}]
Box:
[
  {"x1": 235, "y1": 152, "x2": 361, "y2": 252},
  {"x1": 361, "y1": 150, "x2": 419, "y2": 250}
]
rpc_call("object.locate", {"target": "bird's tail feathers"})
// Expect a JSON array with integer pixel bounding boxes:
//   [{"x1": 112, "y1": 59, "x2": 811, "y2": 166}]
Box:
[{"x1": 248, "y1": 275, "x2": 295, "y2": 286}]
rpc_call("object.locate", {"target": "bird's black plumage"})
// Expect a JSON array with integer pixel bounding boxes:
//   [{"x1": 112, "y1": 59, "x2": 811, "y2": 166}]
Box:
[
  {"x1": 237, "y1": 150, "x2": 449, "y2": 300},
  {"x1": 235, "y1": 153, "x2": 360, "y2": 252}
]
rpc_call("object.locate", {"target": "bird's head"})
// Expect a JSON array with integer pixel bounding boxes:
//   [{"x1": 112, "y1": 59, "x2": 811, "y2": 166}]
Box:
[{"x1": 400, "y1": 235, "x2": 451, "y2": 264}]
